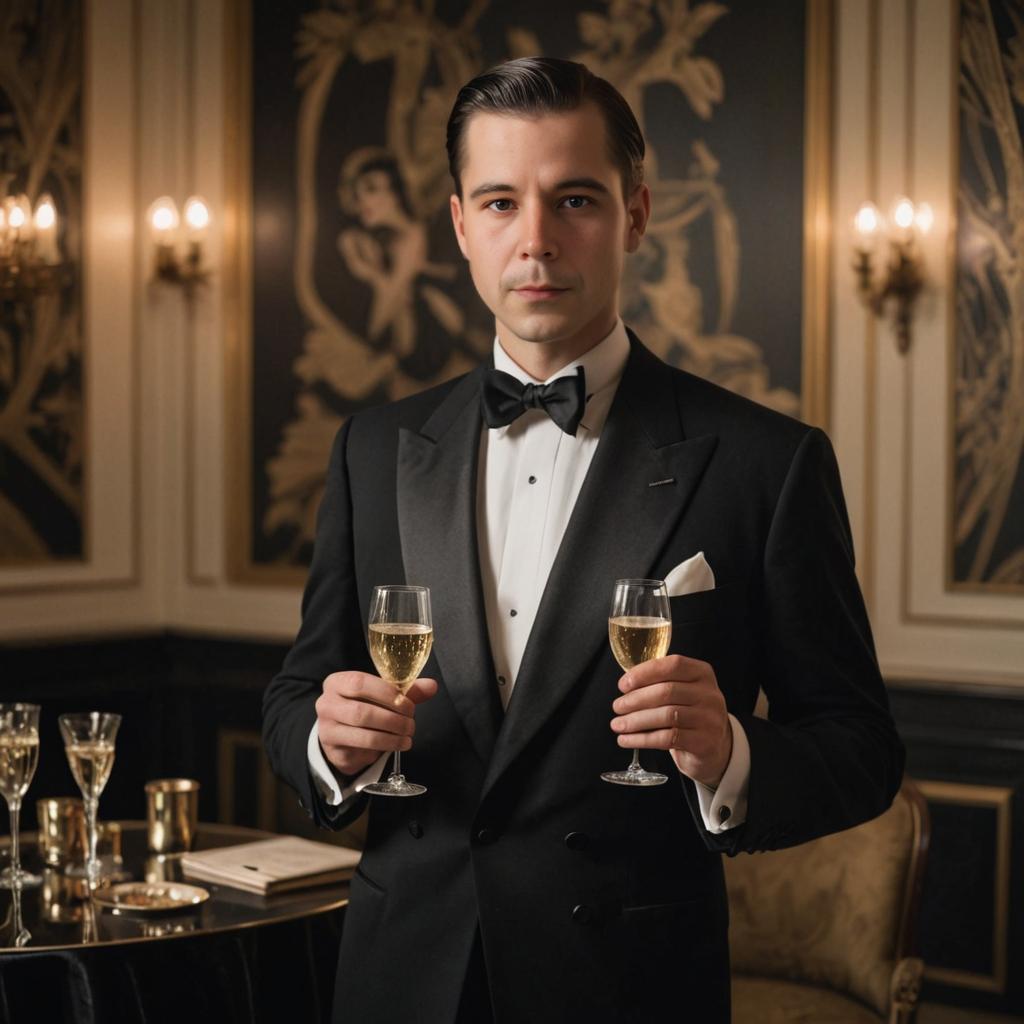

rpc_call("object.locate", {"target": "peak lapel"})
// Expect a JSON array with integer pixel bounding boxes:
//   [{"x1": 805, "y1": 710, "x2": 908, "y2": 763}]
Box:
[
  {"x1": 482, "y1": 340, "x2": 718, "y2": 795},
  {"x1": 396, "y1": 369, "x2": 502, "y2": 765}
]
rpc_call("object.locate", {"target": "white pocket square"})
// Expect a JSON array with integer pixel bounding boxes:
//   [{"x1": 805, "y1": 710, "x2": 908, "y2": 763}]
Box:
[{"x1": 664, "y1": 551, "x2": 715, "y2": 597}]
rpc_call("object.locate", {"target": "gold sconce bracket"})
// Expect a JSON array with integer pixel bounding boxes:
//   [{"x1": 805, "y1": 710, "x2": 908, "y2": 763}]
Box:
[
  {"x1": 853, "y1": 240, "x2": 925, "y2": 355},
  {"x1": 852, "y1": 198, "x2": 931, "y2": 355}
]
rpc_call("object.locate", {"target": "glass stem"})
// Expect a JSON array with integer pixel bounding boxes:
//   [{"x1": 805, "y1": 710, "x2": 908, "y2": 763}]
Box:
[
  {"x1": 391, "y1": 749, "x2": 403, "y2": 782},
  {"x1": 85, "y1": 797, "x2": 99, "y2": 888},
  {"x1": 8, "y1": 799, "x2": 21, "y2": 884},
  {"x1": 628, "y1": 749, "x2": 642, "y2": 772}
]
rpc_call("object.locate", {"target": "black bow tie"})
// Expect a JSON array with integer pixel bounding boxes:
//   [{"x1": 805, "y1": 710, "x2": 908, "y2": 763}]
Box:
[{"x1": 480, "y1": 366, "x2": 587, "y2": 436}]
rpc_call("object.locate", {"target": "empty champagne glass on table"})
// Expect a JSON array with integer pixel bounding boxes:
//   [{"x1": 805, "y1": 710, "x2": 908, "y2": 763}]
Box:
[
  {"x1": 0, "y1": 703, "x2": 42, "y2": 889},
  {"x1": 363, "y1": 585, "x2": 433, "y2": 798},
  {"x1": 602, "y1": 579, "x2": 671, "y2": 787},
  {"x1": 58, "y1": 712, "x2": 121, "y2": 890}
]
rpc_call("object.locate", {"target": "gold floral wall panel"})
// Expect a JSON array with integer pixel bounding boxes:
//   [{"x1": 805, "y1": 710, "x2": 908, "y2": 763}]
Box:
[
  {"x1": 0, "y1": 1, "x2": 83, "y2": 564},
  {"x1": 953, "y1": 0, "x2": 1024, "y2": 591},
  {"x1": 232, "y1": 0, "x2": 825, "y2": 581}
]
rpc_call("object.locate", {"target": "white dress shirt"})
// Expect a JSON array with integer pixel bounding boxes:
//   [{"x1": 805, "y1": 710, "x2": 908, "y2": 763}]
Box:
[{"x1": 307, "y1": 319, "x2": 749, "y2": 833}]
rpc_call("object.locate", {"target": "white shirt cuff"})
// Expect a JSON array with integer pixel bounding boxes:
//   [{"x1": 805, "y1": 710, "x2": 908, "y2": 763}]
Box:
[
  {"x1": 693, "y1": 713, "x2": 750, "y2": 834},
  {"x1": 306, "y1": 722, "x2": 388, "y2": 806}
]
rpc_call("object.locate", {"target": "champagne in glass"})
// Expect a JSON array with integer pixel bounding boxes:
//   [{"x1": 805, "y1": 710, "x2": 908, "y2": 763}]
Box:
[
  {"x1": 601, "y1": 579, "x2": 671, "y2": 787},
  {"x1": 59, "y1": 712, "x2": 121, "y2": 891},
  {"x1": 0, "y1": 704, "x2": 42, "y2": 890},
  {"x1": 363, "y1": 585, "x2": 432, "y2": 797}
]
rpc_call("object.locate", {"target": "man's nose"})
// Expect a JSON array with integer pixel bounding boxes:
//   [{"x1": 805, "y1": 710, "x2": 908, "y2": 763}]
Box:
[{"x1": 519, "y1": 203, "x2": 558, "y2": 261}]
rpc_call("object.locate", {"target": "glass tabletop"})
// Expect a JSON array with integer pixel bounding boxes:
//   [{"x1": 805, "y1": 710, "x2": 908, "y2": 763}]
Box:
[{"x1": 0, "y1": 821, "x2": 350, "y2": 952}]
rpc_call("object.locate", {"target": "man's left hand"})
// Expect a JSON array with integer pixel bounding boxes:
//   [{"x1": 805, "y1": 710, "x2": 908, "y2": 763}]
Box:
[{"x1": 610, "y1": 654, "x2": 732, "y2": 787}]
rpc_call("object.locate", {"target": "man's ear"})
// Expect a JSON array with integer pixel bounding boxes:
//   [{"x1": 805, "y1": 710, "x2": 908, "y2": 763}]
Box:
[
  {"x1": 450, "y1": 193, "x2": 469, "y2": 259},
  {"x1": 624, "y1": 183, "x2": 651, "y2": 254}
]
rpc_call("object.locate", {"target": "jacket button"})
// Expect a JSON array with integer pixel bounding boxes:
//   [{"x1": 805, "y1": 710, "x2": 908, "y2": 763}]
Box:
[
  {"x1": 408, "y1": 820, "x2": 424, "y2": 839},
  {"x1": 564, "y1": 831, "x2": 590, "y2": 851},
  {"x1": 476, "y1": 828, "x2": 498, "y2": 845},
  {"x1": 571, "y1": 904, "x2": 595, "y2": 924}
]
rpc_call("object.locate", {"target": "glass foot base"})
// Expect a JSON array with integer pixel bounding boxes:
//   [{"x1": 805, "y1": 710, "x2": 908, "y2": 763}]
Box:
[
  {"x1": 0, "y1": 867, "x2": 42, "y2": 889},
  {"x1": 600, "y1": 768, "x2": 668, "y2": 787},
  {"x1": 363, "y1": 775, "x2": 426, "y2": 798}
]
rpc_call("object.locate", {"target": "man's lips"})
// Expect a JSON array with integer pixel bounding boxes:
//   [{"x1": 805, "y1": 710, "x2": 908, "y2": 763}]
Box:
[{"x1": 513, "y1": 285, "x2": 570, "y2": 299}]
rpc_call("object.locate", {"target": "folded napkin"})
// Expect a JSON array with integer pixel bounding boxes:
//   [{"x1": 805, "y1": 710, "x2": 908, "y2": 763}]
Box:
[{"x1": 664, "y1": 551, "x2": 715, "y2": 597}]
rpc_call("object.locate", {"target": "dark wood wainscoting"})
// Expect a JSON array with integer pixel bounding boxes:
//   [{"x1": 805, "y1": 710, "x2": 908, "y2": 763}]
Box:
[{"x1": 890, "y1": 683, "x2": 1024, "y2": 1018}]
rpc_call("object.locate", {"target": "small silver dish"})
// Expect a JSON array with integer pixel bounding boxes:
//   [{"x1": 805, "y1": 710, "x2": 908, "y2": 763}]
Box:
[{"x1": 92, "y1": 881, "x2": 210, "y2": 916}]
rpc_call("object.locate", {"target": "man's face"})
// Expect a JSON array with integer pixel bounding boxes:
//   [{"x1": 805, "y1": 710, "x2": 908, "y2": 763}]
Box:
[{"x1": 450, "y1": 103, "x2": 649, "y2": 361}]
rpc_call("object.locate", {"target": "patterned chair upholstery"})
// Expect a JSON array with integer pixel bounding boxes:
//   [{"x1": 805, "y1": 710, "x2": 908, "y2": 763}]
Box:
[{"x1": 725, "y1": 779, "x2": 930, "y2": 1024}]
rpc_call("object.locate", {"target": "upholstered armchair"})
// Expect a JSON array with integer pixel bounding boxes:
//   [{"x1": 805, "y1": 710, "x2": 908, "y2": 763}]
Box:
[{"x1": 725, "y1": 779, "x2": 930, "y2": 1024}]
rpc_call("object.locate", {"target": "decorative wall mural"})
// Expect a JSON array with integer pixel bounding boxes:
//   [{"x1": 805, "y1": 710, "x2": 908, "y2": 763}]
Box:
[
  {"x1": 232, "y1": 0, "x2": 821, "y2": 580},
  {"x1": 953, "y1": 0, "x2": 1024, "y2": 590},
  {"x1": 0, "y1": 0, "x2": 83, "y2": 564}
]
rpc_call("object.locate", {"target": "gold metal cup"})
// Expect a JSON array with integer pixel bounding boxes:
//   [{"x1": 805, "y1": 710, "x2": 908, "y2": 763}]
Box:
[
  {"x1": 97, "y1": 821, "x2": 123, "y2": 863},
  {"x1": 145, "y1": 778, "x2": 200, "y2": 854},
  {"x1": 36, "y1": 797, "x2": 86, "y2": 867}
]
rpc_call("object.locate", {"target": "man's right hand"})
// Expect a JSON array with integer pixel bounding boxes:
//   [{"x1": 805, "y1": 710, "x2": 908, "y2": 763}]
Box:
[{"x1": 315, "y1": 671, "x2": 438, "y2": 778}]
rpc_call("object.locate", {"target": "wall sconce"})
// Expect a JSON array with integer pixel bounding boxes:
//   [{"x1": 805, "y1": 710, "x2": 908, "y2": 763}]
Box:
[
  {"x1": 852, "y1": 196, "x2": 932, "y2": 354},
  {"x1": 146, "y1": 195, "x2": 211, "y2": 296},
  {"x1": 0, "y1": 191, "x2": 70, "y2": 304}
]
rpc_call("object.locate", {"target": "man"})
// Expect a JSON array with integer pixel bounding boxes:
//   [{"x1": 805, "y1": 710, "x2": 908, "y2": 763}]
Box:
[{"x1": 263, "y1": 57, "x2": 904, "y2": 1024}]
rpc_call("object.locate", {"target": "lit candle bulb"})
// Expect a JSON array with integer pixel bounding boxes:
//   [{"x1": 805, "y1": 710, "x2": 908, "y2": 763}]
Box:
[
  {"x1": 914, "y1": 202, "x2": 934, "y2": 235},
  {"x1": 853, "y1": 201, "x2": 882, "y2": 252},
  {"x1": 8, "y1": 194, "x2": 33, "y2": 243},
  {"x1": 33, "y1": 193, "x2": 60, "y2": 264},
  {"x1": 147, "y1": 196, "x2": 180, "y2": 245},
  {"x1": 183, "y1": 195, "x2": 210, "y2": 241},
  {"x1": 890, "y1": 196, "x2": 916, "y2": 240}
]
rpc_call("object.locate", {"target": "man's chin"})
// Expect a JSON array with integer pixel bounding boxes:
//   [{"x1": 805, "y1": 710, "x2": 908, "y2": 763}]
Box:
[{"x1": 497, "y1": 314, "x2": 577, "y2": 346}]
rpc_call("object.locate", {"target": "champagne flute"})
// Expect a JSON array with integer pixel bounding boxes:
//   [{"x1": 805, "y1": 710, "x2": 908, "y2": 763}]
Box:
[
  {"x1": 58, "y1": 712, "x2": 121, "y2": 890},
  {"x1": 602, "y1": 579, "x2": 671, "y2": 787},
  {"x1": 0, "y1": 703, "x2": 42, "y2": 890},
  {"x1": 363, "y1": 585, "x2": 433, "y2": 797}
]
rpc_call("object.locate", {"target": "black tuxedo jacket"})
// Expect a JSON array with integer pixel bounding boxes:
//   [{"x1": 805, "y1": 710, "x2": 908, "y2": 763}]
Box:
[{"x1": 263, "y1": 334, "x2": 904, "y2": 1024}]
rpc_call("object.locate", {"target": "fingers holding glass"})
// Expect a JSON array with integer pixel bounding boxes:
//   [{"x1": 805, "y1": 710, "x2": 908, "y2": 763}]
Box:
[
  {"x1": 361, "y1": 585, "x2": 433, "y2": 797},
  {"x1": 602, "y1": 579, "x2": 671, "y2": 787}
]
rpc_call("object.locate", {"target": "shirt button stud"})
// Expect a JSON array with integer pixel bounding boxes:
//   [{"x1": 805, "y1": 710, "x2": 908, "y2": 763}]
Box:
[
  {"x1": 564, "y1": 831, "x2": 590, "y2": 851},
  {"x1": 510, "y1": 609, "x2": 517, "y2": 617},
  {"x1": 528, "y1": 475, "x2": 537, "y2": 484},
  {"x1": 718, "y1": 805, "x2": 731, "y2": 824},
  {"x1": 571, "y1": 904, "x2": 595, "y2": 924},
  {"x1": 497, "y1": 675, "x2": 507, "y2": 686}
]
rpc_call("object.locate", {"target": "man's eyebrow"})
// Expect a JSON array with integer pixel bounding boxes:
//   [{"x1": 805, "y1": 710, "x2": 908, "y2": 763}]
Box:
[
  {"x1": 555, "y1": 177, "x2": 610, "y2": 194},
  {"x1": 466, "y1": 177, "x2": 612, "y2": 201},
  {"x1": 468, "y1": 182, "x2": 515, "y2": 200}
]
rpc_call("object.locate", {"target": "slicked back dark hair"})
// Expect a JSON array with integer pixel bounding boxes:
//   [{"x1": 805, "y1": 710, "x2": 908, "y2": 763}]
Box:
[{"x1": 446, "y1": 57, "x2": 645, "y2": 200}]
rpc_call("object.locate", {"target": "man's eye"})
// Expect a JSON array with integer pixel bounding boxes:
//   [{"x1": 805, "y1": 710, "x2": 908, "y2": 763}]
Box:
[
  {"x1": 487, "y1": 199, "x2": 514, "y2": 212},
  {"x1": 561, "y1": 196, "x2": 591, "y2": 209}
]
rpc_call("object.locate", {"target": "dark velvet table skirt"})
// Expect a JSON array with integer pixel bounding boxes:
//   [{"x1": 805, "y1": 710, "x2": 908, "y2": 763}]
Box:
[{"x1": 0, "y1": 909, "x2": 343, "y2": 1024}]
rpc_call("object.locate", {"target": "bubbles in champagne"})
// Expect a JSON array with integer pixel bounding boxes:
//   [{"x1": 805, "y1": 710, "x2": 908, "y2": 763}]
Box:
[
  {"x1": 66, "y1": 741, "x2": 116, "y2": 802},
  {"x1": 369, "y1": 623, "x2": 434, "y2": 693},
  {"x1": 608, "y1": 616, "x2": 671, "y2": 670},
  {"x1": 0, "y1": 733, "x2": 40, "y2": 801}
]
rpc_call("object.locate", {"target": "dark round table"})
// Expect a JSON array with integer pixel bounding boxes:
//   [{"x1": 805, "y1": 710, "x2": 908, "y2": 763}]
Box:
[{"x1": 0, "y1": 823, "x2": 350, "y2": 1024}]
